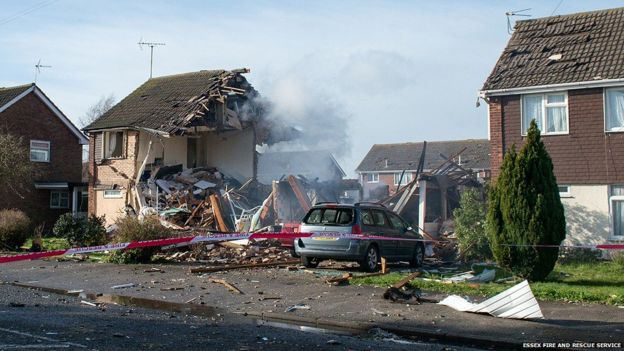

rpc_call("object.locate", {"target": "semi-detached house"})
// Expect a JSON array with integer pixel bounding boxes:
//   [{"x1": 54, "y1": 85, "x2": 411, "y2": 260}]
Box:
[{"x1": 480, "y1": 7, "x2": 624, "y2": 245}]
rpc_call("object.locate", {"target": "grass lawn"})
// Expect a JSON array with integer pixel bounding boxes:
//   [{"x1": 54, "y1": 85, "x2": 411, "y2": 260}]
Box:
[
  {"x1": 351, "y1": 261, "x2": 624, "y2": 305},
  {"x1": 22, "y1": 237, "x2": 70, "y2": 250}
]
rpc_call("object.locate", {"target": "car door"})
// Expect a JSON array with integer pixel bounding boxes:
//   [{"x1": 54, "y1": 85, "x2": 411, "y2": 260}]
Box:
[
  {"x1": 371, "y1": 209, "x2": 398, "y2": 258},
  {"x1": 387, "y1": 212, "x2": 414, "y2": 258}
]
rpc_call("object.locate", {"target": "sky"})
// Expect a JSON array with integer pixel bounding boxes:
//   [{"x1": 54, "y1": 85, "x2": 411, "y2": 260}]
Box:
[{"x1": 2, "y1": 0, "x2": 623, "y2": 176}]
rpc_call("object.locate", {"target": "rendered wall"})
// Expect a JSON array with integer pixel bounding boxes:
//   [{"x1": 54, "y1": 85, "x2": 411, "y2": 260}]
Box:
[
  {"x1": 561, "y1": 185, "x2": 611, "y2": 245},
  {"x1": 203, "y1": 129, "x2": 255, "y2": 182}
]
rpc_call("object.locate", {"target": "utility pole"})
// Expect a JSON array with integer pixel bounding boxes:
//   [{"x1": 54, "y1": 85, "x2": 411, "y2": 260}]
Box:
[{"x1": 138, "y1": 39, "x2": 166, "y2": 78}]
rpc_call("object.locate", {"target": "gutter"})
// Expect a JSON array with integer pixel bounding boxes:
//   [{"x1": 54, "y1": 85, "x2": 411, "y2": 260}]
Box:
[{"x1": 480, "y1": 78, "x2": 624, "y2": 97}]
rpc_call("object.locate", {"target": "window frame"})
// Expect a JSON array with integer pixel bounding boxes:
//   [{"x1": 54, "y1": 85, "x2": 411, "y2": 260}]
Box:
[
  {"x1": 30, "y1": 140, "x2": 50, "y2": 162},
  {"x1": 521, "y1": 92, "x2": 569, "y2": 136},
  {"x1": 102, "y1": 131, "x2": 126, "y2": 160},
  {"x1": 50, "y1": 190, "x2": 69, "y2": 209},
  {"x1": 393, "y1": 172, "x2": 412, "y2": 186},
  {"x1": 103, "y1": 189, "x2": 123, "y2": 199},
  {"x1": 558, "y1": 185, "x2": 572, "y2": 198},
  {"x1": 365, "y1": 173, "x2": 379, "y2": 183},
  {"x1": 610, "y1": 185, "x2": 624, "y2": 239},
  {"x1": 604, "y1": 87, "x2": 624, "y2": 133}
]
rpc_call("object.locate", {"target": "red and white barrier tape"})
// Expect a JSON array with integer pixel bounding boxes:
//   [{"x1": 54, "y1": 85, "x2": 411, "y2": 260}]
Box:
[{"x1": 0, "y1": 231, "x2": 622, "y2": 264}]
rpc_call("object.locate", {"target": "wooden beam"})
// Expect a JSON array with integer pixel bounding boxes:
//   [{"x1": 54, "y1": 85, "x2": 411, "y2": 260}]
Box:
[
  {"x1": 287, "y1": 175, "x2": 311, "y2": 212},
  {"x1": 209, "y1": 194, "x2": 228, "y2": 232},
  {"x1": 184, "y1": 200, "x2": 205, "y2": 226},
  {"x1": 391, "y1": 271, "x2": 422, "y2": 289}
]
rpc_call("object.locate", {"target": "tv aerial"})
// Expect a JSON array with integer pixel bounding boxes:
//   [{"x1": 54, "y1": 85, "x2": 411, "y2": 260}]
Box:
[
  {"x1": 138, "y1": 37, "x2": 166, "y2": 78},
  {"x1": 34, "y1": 59, "x2": 51, "y2": 83},
  {"x1": 506, "y1": 8, "x2": 531, "y2": 34}
]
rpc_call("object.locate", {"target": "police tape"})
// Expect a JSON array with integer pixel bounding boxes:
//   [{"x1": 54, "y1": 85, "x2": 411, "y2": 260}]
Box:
[{"x1": 0, "y1": 231, "x2": 623, "y2": 264}]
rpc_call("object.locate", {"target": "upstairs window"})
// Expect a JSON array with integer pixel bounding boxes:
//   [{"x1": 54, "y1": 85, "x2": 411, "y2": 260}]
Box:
[
  {"x1": 365, "y1": 173, "x2": 379, "y2": 183},
  {"x1": 30, "y1": 140, "x2": 50, "y2": 162},
  {"x1": 605, "y1": 88, "x2": 624, "y2": 132},
  {"x1": 104, "y1": 131, "x2": 124, "y2": 159},
  {"x1": 522, "y1": 93, "x2": 568, "y2": 135},
  {"x1": 393, "y1": 172, "x2": 412, "y2": 186}
]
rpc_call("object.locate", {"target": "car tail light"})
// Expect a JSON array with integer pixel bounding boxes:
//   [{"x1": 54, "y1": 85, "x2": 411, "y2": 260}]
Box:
[{"x1": 352, "y1": 224, "x2": 362, "y2": 234}]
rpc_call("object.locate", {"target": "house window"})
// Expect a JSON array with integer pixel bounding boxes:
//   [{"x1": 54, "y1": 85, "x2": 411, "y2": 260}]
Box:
[
  {"x1": 30, "y1": 140, "x2": 50, "y2": 162},
  {"x1": 393, "y1": 172, "x2": 412, "y2": 186},
  {"x1": 103, "y1": 131, "x2": 124, "y2": 159},
  {"x1": 366, "y1": 173, "x2": 379, "y2": 183},
  {"x1": 558, "y1": 185, "x2": 572, "y2": 198},
  {"x1": 605, "y1": 88, "x2": 624, "y2": 132},
  {"x1": 50, "y1": 190, "x2": 69, "y2": 209},
  {"x1": 522, "y1": 93, "x2": 568, "y2": 135},
  {"x1": 103, "y1": 190, "x2": 122, "y2": 199},
  {"x1": 610, "y1": 185, "x2": 624, "y2": 237}
]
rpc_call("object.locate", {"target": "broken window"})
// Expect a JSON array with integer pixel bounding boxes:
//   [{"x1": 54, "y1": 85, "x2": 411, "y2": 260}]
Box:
[
  {"x1": 365, "y1": 173, "x2": 379, "y2": 183},
  {"x1": 393, "y1": 172, "x2": 412, "y2": 186},
  {"x1": 103, "y1": 131, "x2": 124, "y2": 159},
  {"x1": 30, "y1": 140, "x2": 50, "y2": 162},
  {"x1": 50, "y1": 190, "x2": 69, "y2": 209},
  {"x1": 610, "y1": 185, "x2": 624, "y2": 237},
  {"x1": 605, "y1": 88, "x2": 624, "y2": 132},
  {"x1": 522, "y1": 93, "x2": 568, "y2": 135},
  {"x1": 371, "y1": 210, "x2": 388, "y2": 227}
]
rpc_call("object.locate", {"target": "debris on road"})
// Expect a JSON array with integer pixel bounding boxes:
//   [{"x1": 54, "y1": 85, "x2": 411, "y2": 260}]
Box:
[
  {"x1": 209, "y1": 278, "x2": 243, "y2": 294},
  {"x1": 111, "y1": 283, "x2": 135, "y2": 290},
  {"x1": 438, "y1": 280, "x2": 544, "y2": 319},
  {"x1": 284, "y1": 303, "x2": 311, "y2": 312}
]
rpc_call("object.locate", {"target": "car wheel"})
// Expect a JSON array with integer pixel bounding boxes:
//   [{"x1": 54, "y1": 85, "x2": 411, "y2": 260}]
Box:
[
  {"x1": 301, "y1": 256, "x2": 319, "y2": 268},
  {"x1": 359, "y1": 245, "x2": 379, "y2": 272},
  {"x1": 409, "y1": 243, "x2": 425, "y2": 267}
]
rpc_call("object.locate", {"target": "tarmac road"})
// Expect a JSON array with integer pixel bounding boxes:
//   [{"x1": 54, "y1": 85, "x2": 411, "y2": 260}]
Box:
[{"x1": 0, "y1": 283, "x2": 482, "y2": 351}]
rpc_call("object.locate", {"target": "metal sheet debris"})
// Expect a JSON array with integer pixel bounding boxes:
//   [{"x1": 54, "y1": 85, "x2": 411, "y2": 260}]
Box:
[{"x1": 438, "y1": 280, "x2": 544, "y2": 319}]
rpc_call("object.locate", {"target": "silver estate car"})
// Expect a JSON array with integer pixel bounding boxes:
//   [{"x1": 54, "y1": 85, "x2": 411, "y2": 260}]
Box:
[{"x1": 294, "y1": 203, "x2": 425, "y2": 272}]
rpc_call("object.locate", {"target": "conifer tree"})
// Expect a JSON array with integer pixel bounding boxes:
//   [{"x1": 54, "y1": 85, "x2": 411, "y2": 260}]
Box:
[{"x1": 486, "y1": 120, "x2": 566, "y2": 281}]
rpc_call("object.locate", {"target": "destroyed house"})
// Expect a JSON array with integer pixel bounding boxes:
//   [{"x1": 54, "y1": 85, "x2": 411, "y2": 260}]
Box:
[
  {"x1": 84, "y1": 69, "x2": 274, "y2": 224},
  {"x1": 257, "y1": 150, "x2": 346, "y2": 185},
  {"x1": 356, "y1": 139, "x2": 490, "y2": 199},
  {"x1": 0, "y1": 83, "x2": 88, "y2": 229},
  {"x1": 481, "y1": 7, "x2": 624, "y2": 245}
]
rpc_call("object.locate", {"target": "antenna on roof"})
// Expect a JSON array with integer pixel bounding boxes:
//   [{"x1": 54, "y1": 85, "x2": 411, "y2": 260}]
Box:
[
  {"x1": 34, "y1": 59, "x2": 51, "y2": 83},
  {"x1": 506, "y1": 8, "x2": 531, "y2": 35},
  {"x1": 138, "y1": 37, "x2": 166, "y2": 79}
]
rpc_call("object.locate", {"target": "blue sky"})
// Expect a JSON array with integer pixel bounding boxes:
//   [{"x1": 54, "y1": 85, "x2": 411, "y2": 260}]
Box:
[{"x1": 2, "y1": 0, "x2": 623, "y2": 174}]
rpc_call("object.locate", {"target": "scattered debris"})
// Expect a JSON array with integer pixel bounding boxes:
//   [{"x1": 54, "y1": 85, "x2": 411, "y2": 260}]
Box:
[
  {"x1": 209, "y1": 278, "x2": 243, "y2": 294},
  {"x1": 80, "y1": 300, "x2": 98, "y2": 307},
  {"x1": 144, "y1": 267, "x2": 165, "y2": 273},
  {"x1": 111, "y1": 283, "x2": 135, "y2": 290},
  {"x1": 284, "y1": 304, "x2": 311, "y2": 312},
  {"x1": 190, "y1": 258, "x2": 300, "y2": 273},
  {"x1": 160, "y1": 286, "x2": 185, "y2": 291},
  {"x1": 444, "y1": 268, "x2": 496, "y2": 283},
  {"x1": 9, "y1": 302, "x2": 25, "y2": 307},
  {"x1": 438, "y1": 280, "x2": 543, "y2": 319},
  {"x1": 326, "y1": 340, "x2": 341, "y2": 345},
  {"x1": 326, "y1": 273, "x2": 353, "y2": 285}
]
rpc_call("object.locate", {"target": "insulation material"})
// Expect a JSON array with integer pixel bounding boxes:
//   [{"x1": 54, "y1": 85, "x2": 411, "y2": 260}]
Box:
[{"x1": 439, "y1": 280, "x2": 544, "y2": 319}]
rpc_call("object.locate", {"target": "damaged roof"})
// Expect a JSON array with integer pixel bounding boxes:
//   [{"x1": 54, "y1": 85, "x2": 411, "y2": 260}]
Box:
[
  {"x1": 356, "y1": 139, "x2": 490, "y2": 173},
  {"x1": 0, "y1": 84, "x2": 33, "y2": 109},
  {"x1": 257, "y1": 150, "x2": 346, "y2": 185},
  {"x1": 83, "y1": 69, "x2": 255, "y2": 133},
  {"x1": 482, "y1": 7, "x2": 624, "y2": 91}
]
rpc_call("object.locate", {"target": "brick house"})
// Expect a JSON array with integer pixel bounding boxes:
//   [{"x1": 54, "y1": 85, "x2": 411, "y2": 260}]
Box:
[
  {"x1": 356, "y1": 140, "x2": 490, "y2": 200},
  {"x1": 0, "y1": 83, "x2": 88, "y2": 229},
  {"x1": 83, "y1": 69, "x2": 278, "y2": 225},
  {"x1": 480, "y1": 7, "x2": 624, "y2": 245}
]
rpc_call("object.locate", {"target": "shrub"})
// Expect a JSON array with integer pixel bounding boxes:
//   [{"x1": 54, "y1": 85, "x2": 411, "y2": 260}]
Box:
[
  {"x1": 486, "y1": 120, "x2": 566, "y2": 281},
  {"x1": 108, "y1": 216, "x2": 171, "y2": 264},
  {"x1": 0, "y1": 209, "x2": 31, "y2": 250},
  {"x1": 453, "y1": 188, "x2": 491, "y2": 262},
  {"x1": 53, "y1": 213, "x2": 107, "y2": 247}
]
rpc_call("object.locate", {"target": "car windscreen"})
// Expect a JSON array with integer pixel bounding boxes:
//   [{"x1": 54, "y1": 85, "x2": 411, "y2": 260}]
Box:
[{"x1": 304, "y1": 208, "x2": 354, "y2": 226}]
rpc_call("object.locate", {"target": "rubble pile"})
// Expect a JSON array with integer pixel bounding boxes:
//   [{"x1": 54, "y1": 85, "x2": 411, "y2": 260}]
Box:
[{"x1": 160, "y1": 240, "x2": 293, "y2": 265}]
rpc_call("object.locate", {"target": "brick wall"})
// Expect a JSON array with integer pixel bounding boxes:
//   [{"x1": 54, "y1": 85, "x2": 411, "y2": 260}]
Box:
[
  {"x1": 0, "y1": 93, "x2": 83, "y2": 227},
  {"x1": 489, "y1": 88, "x2": 624, "y2": 184}
]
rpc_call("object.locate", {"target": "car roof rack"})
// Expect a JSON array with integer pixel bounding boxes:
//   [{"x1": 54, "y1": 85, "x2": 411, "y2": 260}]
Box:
[{"x1": 354, "y1": 202, "x2": 386, "y2": 208}]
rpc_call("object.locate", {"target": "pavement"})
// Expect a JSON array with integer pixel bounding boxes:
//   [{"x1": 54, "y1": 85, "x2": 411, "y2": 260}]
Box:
[{"x1": 1, "y1": 259, "x2": 623, "y2": 350}]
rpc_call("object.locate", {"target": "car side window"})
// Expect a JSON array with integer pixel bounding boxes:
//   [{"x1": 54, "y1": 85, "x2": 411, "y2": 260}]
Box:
[
  {"x1": 387, "y1": 213, "x2": 405, "y2": 230},
  {"x1": 361, "y1": 210, "x2": 374, "y2": 225},
  {"x1": 372, "y1": 210, "x2": 389, "y2": 227}
]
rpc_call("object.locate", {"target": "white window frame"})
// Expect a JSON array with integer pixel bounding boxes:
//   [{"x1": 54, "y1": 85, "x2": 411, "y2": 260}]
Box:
[
  {"x1": 393, "y1": 172, "x2": 412, "y2": 186},
  {"x1": 609, "y1": 185, "x2": 624, "y2": 238},
  {"x1": 558, "y1": 185, "x2": 572, "y2": 198},
  {"x1": 103, "y1": 131, "x2": 125, "y2": 159},
  {"x1": 521, "y1": 92, "x2": 569, "y2": 136},
  {"x1": 103, "y1": 190, "x2": 123, "y2": 199},
  {"x1": 365, "y1": 173, "x2": 379, "y2": 183},
  {"x1": 604, "y1": 87, "x2": 624, "y2": 133},
  {"x1": 50, "y1": 190, "x2": 69, "y2": 209},
  {"x1": 30, "y1": 140, "x2": 50, "y2": 162}
]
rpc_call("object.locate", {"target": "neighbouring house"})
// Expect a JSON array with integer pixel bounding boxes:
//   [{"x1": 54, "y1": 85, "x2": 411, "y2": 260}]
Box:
[
  {"x1": 83, "y1": 69, "x2": 286, "y2": 225},
  {"x1": 257, "y1": 150, "x2": 346, "y2": 185},
  {"x1": 480, "y1": 7, "x2": 624, "y2": 245},
  {"x1": 0, "y1": 83, "x2": 89, "y2": 229},
  {"x1": 356, "y1": 139, "x2": 490, "y2": 200}
]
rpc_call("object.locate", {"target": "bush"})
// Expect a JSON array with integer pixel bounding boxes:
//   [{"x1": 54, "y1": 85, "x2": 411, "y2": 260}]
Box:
[
  {"x1": 53, "y1": 213, "x2": 107, "y2": 247},
  {"x1": 486, "y1": 120, "x2": 566, "y2": 281},
  {"x1": 0, "y1": 209, "x2": 31, "y2": 250},
  {"x1": 453, "y1": 188, "x2": 491, "y2": 262},
  {"x1": 108, "y1": 216, "x2": 171, "y2": 264}
]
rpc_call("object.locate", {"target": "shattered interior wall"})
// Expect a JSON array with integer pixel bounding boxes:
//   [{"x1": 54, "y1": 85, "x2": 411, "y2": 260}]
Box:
[{"x1": 203, "y1": 129, "x2": 255, "y2": 183}]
